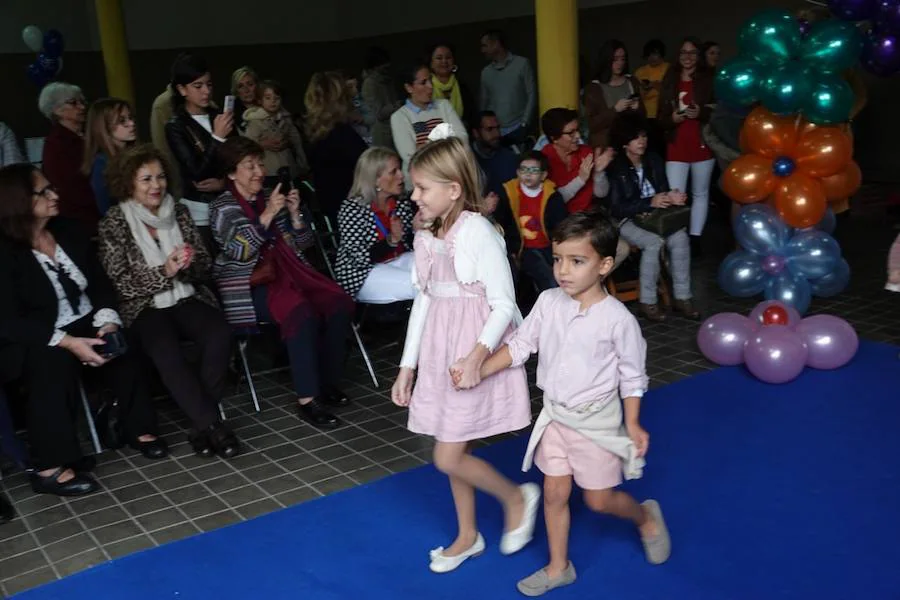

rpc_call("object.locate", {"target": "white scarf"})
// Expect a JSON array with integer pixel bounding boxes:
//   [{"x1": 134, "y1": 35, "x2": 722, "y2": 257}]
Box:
[{"x1": 120, "y1": 195, "x2": 195, "y2": 309}]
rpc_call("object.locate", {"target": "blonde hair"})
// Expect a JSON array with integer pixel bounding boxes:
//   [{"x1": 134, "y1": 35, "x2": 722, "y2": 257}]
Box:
[
  {"x1": 409, "y1": 137, "x2": 483, "y2": 234},
  {"x1": 81, "y1": 98, "x2": 134, "y2": 176},
  {"x1": 304, "y1": 71, "x2": 352, "y2": 143},
  {"x1": 349, "y1": 146, "x2": 400, "y2": 206},
  {"x1": 231, "y1": 66, "x2": 259, "y2": 97}
]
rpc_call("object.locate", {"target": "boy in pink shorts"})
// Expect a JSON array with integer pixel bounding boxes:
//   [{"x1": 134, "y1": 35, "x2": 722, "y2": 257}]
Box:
[{"x1": 455, "y1": 211, "x2": 671, "y2": 596}]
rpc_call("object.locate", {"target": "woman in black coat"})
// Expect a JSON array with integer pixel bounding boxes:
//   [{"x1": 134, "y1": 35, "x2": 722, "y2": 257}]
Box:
[{"x1": 0, "y1": 164, "x2": 167, "y2": 497}]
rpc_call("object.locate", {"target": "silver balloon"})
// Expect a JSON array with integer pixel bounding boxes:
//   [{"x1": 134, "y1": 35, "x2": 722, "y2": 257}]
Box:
[
  {"x1": 764, "y1": 271, "x2": 812, "y2": 314},
  {"x1": 719, "y1": 251, "x2": 768, "y2": 297},
  {"x1": 809, "y1": 258, "x2": 850, "y2": 297},
  {"x1": 785, "y1": 229, "x2": 841, "y2": 280},
  {"x1": 734, "y1": 205, "x2": 792, "y2": 256}
]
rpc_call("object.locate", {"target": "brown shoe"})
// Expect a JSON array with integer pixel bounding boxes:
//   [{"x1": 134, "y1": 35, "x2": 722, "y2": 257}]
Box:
[
  {"x1": 673, "y1": 299, "x2": 701, "y2": 320},
  {"x1": 639, "y1": 303, "x2": 666, "y2": 322}
]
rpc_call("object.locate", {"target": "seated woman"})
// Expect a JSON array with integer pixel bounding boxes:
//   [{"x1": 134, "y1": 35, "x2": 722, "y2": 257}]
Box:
[
  {"x1": 607, "y1": 114, "x2": 701, "y2": 322},
  {"x1": 0, "y1": 164, "x2": 167, "y2": 497},
  {"x1": 82, "y1": 97, "x2": 137, "y2": 217},
  {"x1": 98, "y1": 144, "x2": 240, "y2": 459},
  {"x1": 210, "y1": 138, "x2": 355, "y2": 429},
  {"x1": 335, "y1": 147, "x2": 416, "y2": 303}
]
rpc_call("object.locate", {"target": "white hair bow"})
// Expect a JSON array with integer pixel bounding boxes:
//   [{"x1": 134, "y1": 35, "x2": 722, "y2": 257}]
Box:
[{"x1": 427, "y1": 123, "x2": 456, "y2": 142}]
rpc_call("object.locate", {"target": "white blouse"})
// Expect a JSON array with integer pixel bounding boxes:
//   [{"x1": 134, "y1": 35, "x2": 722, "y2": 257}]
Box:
[{"x1": 32, "y1": 245, "x2": 121, "y2": 346}]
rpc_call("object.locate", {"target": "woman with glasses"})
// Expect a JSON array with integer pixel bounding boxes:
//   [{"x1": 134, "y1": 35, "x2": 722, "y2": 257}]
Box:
[
  {"x1": 658, "y1": 37, "x2": 716, "y2": 241},
  {"x1": 81, "y1": 98, "x2": 138, "y2": 217},
  {"x1": 39, "y1": 82, "x2": 99, "y2": 233},
  {"x1": 584, "y1": 40, "x2": 646, "y2": 151},
  {"x1": 0, "y1": 164, "x2": 168, "y2": 497}
]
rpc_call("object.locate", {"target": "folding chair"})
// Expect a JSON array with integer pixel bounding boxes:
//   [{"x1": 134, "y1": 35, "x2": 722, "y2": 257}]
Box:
[{"x1": 78, "y1": 381, "x2": 104, "y2": 455}]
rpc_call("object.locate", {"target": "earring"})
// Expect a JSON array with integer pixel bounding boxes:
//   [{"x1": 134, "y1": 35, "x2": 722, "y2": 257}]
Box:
[
  {"x1": 375, "y1": 186, "x2": 382, "y2": 193},
  {"x1": 451, "y1": 65, "x2": 458, "y2": 74}
]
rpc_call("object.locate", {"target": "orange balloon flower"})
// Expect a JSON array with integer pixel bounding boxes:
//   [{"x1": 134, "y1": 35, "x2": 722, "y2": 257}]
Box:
[{"x1": 722, "y1": 107, "x2": 859, "y2": 228}]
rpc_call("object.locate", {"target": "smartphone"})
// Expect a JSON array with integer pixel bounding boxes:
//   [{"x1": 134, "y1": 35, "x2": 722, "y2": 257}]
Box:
[
  {"x1": 99, "y1": 331, "x2": 128, "y2": 360},
  {"x1": 629, "y1": 93, "x2": 641, "y2": 101},
  {"x1": 276, "y1": 166, "x2": 293, "y2": 194},
  {"x1": 223, "y1": 95, "x2": 236, "y2": 113}
]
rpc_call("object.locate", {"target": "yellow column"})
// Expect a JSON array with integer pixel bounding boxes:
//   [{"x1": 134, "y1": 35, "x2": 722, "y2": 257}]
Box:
[
  {"x1": 94, "y1": 0, "x2": 134, "y2": 105},
  {"x1": 534, "y1": 0, "x2": 579, "y2": 117}
]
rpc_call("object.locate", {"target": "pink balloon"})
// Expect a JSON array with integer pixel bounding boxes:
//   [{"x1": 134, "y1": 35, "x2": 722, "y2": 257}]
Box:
[
  {"x1": 795, "y1": 315, "x2": 859, "y2": 369},
  {"x1": 697, "y1": 313, "x2": 754, "y2": 366},
  {"x1": 744, "y1": 328, "x2": 809, "y2": 384},
  {"x1": 748, "y1": 300, "x2": 802, "y2": 330}
]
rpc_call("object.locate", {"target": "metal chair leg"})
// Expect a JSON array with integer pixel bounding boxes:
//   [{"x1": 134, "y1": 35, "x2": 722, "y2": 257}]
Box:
[
  {"x1": 78, "y1": 382, "x2": 103, "y2": 455},
  {"x1": 352, "y1": 324, "x2": 379, "y2": 388},
  {"x1": 237, "y1": 340, "x2": 261, "y2": 413},
  {"x1": 218, "y1": 402, "x2": 227, "y2": 421}
]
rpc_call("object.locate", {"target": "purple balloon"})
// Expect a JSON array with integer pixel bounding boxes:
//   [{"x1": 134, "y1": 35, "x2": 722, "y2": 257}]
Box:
[
  {"x1": 748, "y1": 300, "x2": 802, "y2": 330},
  {"x1": 744, "y1": 328, "x2": 809, "y2": 384},
  {"x1": 697, "y1": 313, "x2": 754, "y2": 366},
  {"x1": 795, "y1": 315, "x2": 859, "y2": 369},
  {"x1": 874, "y1": 0, "x2": 900, "y2": 34},
  {"x1": 829, "y1": 0, "x2": 877, "y2": 21},
  {"x1": 761, "y1": 254, "x2": 786, "y2": 275},
  {"x1": 863, "y1": 31, "x2": 900, "y2": 76}
]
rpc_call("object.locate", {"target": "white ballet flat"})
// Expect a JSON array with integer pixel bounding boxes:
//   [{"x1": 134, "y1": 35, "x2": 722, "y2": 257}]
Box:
[
  {"x1": 428, "y1": 532, "x2": 485, "y2": 573},
  {"x1": 500, "y1": 482, "x2": 541, "y2": 555}
]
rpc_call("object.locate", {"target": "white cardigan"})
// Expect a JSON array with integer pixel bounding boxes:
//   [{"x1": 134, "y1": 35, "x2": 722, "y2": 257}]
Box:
[{"x1": 399, "y1": 213, "x2": 520, "y2": 369}]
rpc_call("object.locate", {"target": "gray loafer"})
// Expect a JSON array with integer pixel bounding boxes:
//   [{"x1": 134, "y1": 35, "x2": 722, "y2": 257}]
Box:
[
  {"x1": 641, "y1": 499, "x2": 671, "y2": 564},
  {"x1": 516, "y1": 563, "x2": 577, "y2": 597}
]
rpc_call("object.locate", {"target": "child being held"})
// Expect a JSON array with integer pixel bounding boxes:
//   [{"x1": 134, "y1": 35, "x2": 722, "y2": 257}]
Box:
[
  {"x1": 242, "y1": 80, "x2": 309, "y2": 181},
  {"x1": 453, "y1": 211, "x2": 671, "y2": 596}
]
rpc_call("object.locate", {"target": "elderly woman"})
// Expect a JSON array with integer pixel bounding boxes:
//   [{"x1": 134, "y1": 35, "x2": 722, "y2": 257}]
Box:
[
  {"x1": 165, "y1": 53, "x2": 234, "y2": 248},
  {"x1": 305, "y1": 71, "x2": 369, "y2": 225},
  {"x1": 335, "y1": 147, "x2": 416, "y2": 303},
  {"x1": 210, "y1": 137, "x2": 355, "y2": 429},
  {"x1": 39, "y1": 82, "x2": 99, "y2": 233},
  {"x1": 81, "y1": 98, "x2": 137, "y2": 217},
  {"x1": 0, "y1": 164, "x2": 167, "y2": 497},
  {"x1": 607, "y1": 114, "x2": 700, "y2": 322},
  {"x1": 98, "y1": 144, "x2": 240, "y2": 459}
]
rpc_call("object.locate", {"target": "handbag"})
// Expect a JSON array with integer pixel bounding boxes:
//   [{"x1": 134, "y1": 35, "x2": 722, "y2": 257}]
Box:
[
  {"x1": 249, "y1": 247, "x2": 277, "y2": 287},
  {"x1": 632, "y1": 205, "x2": 691, "y2": 237}
]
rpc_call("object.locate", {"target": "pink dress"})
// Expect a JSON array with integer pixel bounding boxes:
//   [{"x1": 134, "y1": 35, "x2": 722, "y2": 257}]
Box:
[{"x1": 408, "y1": 213, "x2": 531, "y2": 442}]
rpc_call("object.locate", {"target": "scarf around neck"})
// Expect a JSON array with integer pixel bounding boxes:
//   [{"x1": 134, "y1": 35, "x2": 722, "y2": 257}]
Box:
[{"x1": 431, "y1": 74, "x2": 463, "y2": 118}]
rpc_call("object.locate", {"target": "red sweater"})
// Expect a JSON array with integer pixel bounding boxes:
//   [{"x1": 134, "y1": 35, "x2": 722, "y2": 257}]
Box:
[
  {"x1": 542, "y1": 144, "x2": 593, "y2": 213},
  {"x1": 42, "y1": 124, "x2": 99, "y2": 233}
]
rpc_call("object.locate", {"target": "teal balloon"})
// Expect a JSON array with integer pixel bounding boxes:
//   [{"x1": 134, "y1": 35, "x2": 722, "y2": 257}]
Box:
[
  {"x1": 803, "y1": 73, "x2": 854, "y2": 124},
  {"x1": 759, "y1": 62, "x2": 813, "y2": 115},
  {"x1": 715, "y1": 57, "x2": 765, "y2": 106},
  {"x1": 739, "y1": 9, "x2": 802, "y2": 64},
  {"x1": 802, "y1": 20, "x2": 865, "y2": 72}
]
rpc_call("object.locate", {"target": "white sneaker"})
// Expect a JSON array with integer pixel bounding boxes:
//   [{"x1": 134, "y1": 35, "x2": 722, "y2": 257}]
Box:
[
  {"x1": 500, "y1": 482, "x2": 541, "y2": 555},
  {"x1": 429, "y1": 533, "x2": 485, "y2": 573}
]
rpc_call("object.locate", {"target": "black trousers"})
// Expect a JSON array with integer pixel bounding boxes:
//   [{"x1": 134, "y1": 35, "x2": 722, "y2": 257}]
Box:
[
  {"x1": 252, "y1": 286, "x2": 351, "y2": 398},
  {"x1": 130, "y1": 299, "x2": 231, "y2": 431},
  {"x1": 1, "y1": 314, "x2": 159, "y2": 470}
]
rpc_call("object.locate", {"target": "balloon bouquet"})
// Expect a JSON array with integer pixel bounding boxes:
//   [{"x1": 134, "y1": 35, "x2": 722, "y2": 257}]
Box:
[
  {"x1": 22, "y1": 26, "x2": 66, "y2": 88},
  {"x1": 828, "y1": 0, "x2": 900, "y2": 76},
  {"x1": 697, "y1": 300, "x2": 859, "y2": 384}
]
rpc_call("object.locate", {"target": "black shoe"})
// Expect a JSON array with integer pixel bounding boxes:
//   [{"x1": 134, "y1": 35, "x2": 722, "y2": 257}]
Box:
[
  {"x1": 66, "y1": 456, "x2": 97, "y2": 473},
  {"x1": 129, "y1": 437, "x2": 169, "y2": 460},
  {"x1": 0, "y1": 494, "x2": 14, "y2": 524},
  {"x1": 297, "y1": 398, "x2": 340, "y2": 429},
  {"x1": 30, "y1": 468, "x2": 99, "y2": 497},
  {"x1": 189, "y1": 429, "x2": 215, "y2": 458},
  {"x1": 206, "y1": 423, "x2": 241, "y2": 459},
  {"x1": 322, "y1": 387, "x2": 350, "y2": 408}
]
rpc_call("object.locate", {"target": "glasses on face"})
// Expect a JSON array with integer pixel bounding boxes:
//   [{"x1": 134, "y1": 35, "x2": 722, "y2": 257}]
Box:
[
  {"x1": 560, "y1": 128, "x2": 580, "y2": 138},
  {"x1": 33, "y1": 185, "x2": 57, "y2": 198},
  {"x1": 518, "y1": 166, "x2": 544, "y2": 175}
]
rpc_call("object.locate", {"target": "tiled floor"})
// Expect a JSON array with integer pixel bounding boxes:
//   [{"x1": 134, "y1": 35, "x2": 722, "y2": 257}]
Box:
[{"x1": 1, "y1": 206, "x2": 898, "y2": 597}]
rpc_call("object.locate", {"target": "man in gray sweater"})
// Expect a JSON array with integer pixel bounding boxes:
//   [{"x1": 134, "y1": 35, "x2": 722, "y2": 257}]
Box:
[{"x1": 479, "y1": 29, "x2": 536, "y2": 149}]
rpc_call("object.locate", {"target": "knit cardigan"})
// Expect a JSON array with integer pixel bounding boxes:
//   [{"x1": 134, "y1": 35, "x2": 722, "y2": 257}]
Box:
[{"x1": 209, "y1": 189, "x2": 314, "y2": 331}]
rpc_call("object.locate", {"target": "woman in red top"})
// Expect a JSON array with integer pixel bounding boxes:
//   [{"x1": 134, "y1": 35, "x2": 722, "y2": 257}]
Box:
[{"x1": 659, "y1": 38, "x2": 716, "y2": 239}]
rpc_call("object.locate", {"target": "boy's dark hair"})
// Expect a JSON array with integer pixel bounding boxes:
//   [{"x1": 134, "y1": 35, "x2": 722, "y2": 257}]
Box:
[
  {"x1": 541, "y1": 107, "x2": 579, "y2": 142},
  {"x1": 643, "y1": 39, "x2": 666, "y2": 59},
  {"x1": 609, "y1": 112, "x2": 650, "y2": 152},
  {"x1": 551, "y1": 210, "x2": 620, "y2": 261},
  {"x1": 518, "y1": 150, "x2": 549, "y2": 172}
]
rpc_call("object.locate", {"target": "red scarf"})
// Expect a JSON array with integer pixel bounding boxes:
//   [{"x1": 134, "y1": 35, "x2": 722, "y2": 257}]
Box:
[{"x1": 231, "y1": 185, "x2": 353, "y2": 338}]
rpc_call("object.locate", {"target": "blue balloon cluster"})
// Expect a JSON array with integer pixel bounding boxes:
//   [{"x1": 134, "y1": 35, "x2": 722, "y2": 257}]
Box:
[
  {"x1": 26, "y1": 29, "x2": 65, "y2": 88},
  {"x1": 718, "y1": 205, "x2": 849, "y2": 314}
]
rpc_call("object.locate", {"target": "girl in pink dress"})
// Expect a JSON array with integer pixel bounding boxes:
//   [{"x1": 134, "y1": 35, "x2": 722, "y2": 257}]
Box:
[{"x1": 391, "y1": 136, "x2": 540, "y2": 574}]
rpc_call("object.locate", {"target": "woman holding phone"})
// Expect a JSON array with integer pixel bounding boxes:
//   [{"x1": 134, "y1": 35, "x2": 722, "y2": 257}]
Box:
[
  {"x1": 583, "y1": 40, "x2": 646, "y2": 149},
  {"x1": 659, "y1": 37, "x2": 716, "y2": 240}
]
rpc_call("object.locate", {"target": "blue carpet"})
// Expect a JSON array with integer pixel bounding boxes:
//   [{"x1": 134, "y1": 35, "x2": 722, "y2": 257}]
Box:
[{"x1": 16, "y1": 341, "x2": 900, "y2": 600}]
